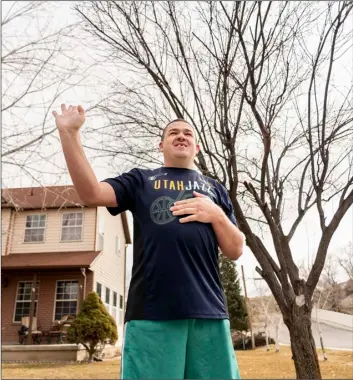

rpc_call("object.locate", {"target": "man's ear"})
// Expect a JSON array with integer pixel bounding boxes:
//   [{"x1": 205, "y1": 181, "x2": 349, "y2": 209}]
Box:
[
  {"x1": 159, "y1": 141, "x2": 164, "y2": 152},
  {"x1": 196, "y1": 144, "x2": 200, "y2": 154}
]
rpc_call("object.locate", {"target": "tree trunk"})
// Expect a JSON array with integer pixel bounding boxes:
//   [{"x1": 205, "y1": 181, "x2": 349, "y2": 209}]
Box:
[
  {"x1": 315, "y1": 305, "x2": 328, "y2": 361},
  {"x1": 275, "y1": 323, "x2": 280, "y2": 352},
  {"x1": 265, "y1": 316, "x2": 270, "y2": 351},
  {"x1": 286, "y1": 310, "x2": 321, "y2": 379},
  {"x1": 88, "y1": 355, "x2": 93, "y2": 363}
]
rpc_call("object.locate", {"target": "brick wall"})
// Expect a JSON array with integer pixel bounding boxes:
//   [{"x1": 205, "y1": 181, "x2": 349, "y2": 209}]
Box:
[{"x1": 1, "y1": 270, "x2": 94, "y2": 343}]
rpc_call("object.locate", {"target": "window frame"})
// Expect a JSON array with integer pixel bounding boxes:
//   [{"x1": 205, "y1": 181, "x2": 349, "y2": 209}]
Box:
[
  {"x1": 23, "y1": 214, "x2": 47, "y2": 244},
  {"x1": 117, "y1": 294, "x2": 124, "y2": 326},
  {"x1": 96, "y1": 282, "x2": 102, "y2": 298},
  {"x1": 105, "y1": 287, "x2": 110, "y2": 305},
  {"x1": 60, "y1": 212, "x2": 84, "y2": 243},
  {"x1": 53, "y1": 280, "x2": 79, "y2": 322},
  {"x1": 13, "y1": 281, "x2": 40, "y2": 323}
]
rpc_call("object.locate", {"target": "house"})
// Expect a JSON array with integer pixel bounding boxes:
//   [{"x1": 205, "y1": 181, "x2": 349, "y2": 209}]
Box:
[{"x1": 1, "y1": 185, "x2": 131, "y2": 347}]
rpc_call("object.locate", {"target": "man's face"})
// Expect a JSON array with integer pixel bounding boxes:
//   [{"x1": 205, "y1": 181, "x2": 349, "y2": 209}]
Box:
[{"x1": 159, "y1": 121, "x2": 200, "y2": 162}]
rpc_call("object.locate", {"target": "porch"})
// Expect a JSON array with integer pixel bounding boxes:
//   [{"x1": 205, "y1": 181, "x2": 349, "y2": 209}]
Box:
[{"x1": 1, "y1": 251, "x2": 98, "y2": 344}]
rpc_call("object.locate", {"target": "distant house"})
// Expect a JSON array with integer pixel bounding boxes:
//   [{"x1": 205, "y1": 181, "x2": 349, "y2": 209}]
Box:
[{"x1": 1, "y1": 185, "x2": 131, "y2": 346}]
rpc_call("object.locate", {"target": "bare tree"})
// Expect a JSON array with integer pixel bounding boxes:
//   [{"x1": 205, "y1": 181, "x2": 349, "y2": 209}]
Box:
[
  {"x1": 253, "y1": 278, "x2": 282, "y2": 352},
  {"x1": 75, "y1": 2, "x2": 353, "y2": 378},
  {"x1": 337, "y1": 242, "x2": 353, "y2": 280},
  {"x1": 2, "y1": 1, "x2": 94, "y2": 185}
]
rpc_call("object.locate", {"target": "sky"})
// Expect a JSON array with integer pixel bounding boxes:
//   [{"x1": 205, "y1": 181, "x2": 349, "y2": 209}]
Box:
[{"x1": 2, "y1": 1, "x2": 352, "y2": 298}]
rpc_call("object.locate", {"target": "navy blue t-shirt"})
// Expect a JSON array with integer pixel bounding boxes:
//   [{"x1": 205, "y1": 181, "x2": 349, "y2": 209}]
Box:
[{"x1": 103, "y1": 167, "x2": 238, "y2": 322}]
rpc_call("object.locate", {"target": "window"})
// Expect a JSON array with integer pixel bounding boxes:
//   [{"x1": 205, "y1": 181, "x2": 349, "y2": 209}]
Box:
[
  {"x1": 118, "y1": 295, "x2": 124, "y2": 325},
  {"x1": 24, "y1": 214, "x2": 46, "y2": 243},
  {"x1": 105, "y1": 287, "x2": 110, "y2": 304},
  {"x1": 115, "y1": 236, "x2": 121, "y2": 255},
  {"x1": 61, "y1": 213, "x2": 83, "y2": 241},
  {"x1": 112, "y1": 291, "x2": 118, "y2": 324},
  {"x1": 54, "y1": 280, "x2": 78, "y2": 320},
  {"x1": 14, "y1": 281, "x2": 39, "y2": 322},
  {"x1": 96, "y1": 282, "x2": 102, "y2": 298}
]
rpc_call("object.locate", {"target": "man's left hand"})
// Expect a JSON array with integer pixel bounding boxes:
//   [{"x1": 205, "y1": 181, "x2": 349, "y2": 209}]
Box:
[{"x1": 170, "y1": 191, "x2": 223, "y2": 224}]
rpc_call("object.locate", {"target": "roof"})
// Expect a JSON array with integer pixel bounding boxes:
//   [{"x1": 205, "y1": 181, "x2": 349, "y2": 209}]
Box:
[
  {"x1": 2, "y1": 251, "x2": 101, "y2": 271},
  {"x1": 1, "y1": 186, "x2": 84, "y2": 210},
  {"x1": 1, "y1": 185, "x2": 132, "y2": 244}
]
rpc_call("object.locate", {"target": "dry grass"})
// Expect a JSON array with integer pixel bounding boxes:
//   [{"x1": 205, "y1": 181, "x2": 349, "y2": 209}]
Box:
[
  {"x1": 236, "y1": 346, "x2": 353, "y2": 379},
  {"x1": 2, "y1": 358, "x2": 121, "y2": 379},
  {"x1": 2, "y1": 346, "x2": 352, "y2": 379}
]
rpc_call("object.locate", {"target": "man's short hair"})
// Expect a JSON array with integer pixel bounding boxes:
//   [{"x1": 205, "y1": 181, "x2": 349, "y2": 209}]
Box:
[{"x1": 161, "y1": 118, "x2": 195, "y2": 141}]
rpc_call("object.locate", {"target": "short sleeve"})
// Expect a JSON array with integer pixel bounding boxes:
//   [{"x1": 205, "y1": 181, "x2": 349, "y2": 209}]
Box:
[
  {"x1": 101, "y1": 168, "x2": 142, "y2": 216},
  {"x1": 217, "y1": 184, "x2": 238, "y2": 227}
]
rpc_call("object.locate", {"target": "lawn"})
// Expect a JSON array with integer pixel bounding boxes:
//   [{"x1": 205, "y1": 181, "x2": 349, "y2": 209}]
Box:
[{"x1": 2, "y1": 346, "x2": 352, "y2": 379}]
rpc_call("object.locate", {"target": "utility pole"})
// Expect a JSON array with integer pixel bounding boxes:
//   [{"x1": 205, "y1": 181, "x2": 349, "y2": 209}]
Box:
[{"x1": 241, "y1": 265, "x2": 255, "y2": 349}]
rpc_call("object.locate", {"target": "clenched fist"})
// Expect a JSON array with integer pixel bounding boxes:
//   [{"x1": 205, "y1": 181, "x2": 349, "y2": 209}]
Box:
[{"x1": 52, "y1": 104, "x2": 85, "y2": 133}]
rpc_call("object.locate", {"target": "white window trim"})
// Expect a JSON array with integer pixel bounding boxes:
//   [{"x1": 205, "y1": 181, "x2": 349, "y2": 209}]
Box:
[
  {"x1": 53, "y1": 279, "x2": 79, "y2": 322},
  {"x1": 23, "y1": 213, "x2": 47, "y2": 244},
  {"x1": 105, "y1": 286, "x2": 111, "y2": 305},
  {"x1": 112, "y1": 291, "x2": 118, "y2": 307},
  {"x1": 96, "y1": 281, "x2": 102, "y2": 298},
  {"x1": 13, "y1": 281, "x2": 40, "y2": 323},
  {"x1": 118, "y1": 294, "x2": 124, "y2": 326},
  {"x1": 60, "y1": 212, "x2": 84, "y2": 243}
]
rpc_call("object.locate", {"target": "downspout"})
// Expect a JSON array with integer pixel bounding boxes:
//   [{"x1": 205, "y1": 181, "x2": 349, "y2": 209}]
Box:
[
  {"x1": 4, "y1": 209, "x2": 15, "y2": 255},
  {"x1": 80, "y1": 268, "x2": 87, "y2": 307}
]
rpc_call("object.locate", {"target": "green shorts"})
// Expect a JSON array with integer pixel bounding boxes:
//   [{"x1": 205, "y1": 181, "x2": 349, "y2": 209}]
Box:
[{"x1": 121, "y1": 319, "x2": 241, "y2": 379}]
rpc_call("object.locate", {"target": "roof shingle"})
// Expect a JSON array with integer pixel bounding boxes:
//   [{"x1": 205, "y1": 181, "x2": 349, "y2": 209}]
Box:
[
  {"x1": 1, "y1": 186, "x2": 84, "y2": 210},
  {"x1": 2, "y1": 251, "x2": 101, "y2": 270}
]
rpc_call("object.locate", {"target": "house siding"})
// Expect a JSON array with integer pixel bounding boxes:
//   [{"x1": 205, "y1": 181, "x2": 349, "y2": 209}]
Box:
[
  {"x1": 1, "y1": 209, "x2": 13, "y2": 255},
  {"x1": 91, "y1": 207, "x2": 126, "y2": 346},
  {"x1": 1, "y1": 270, "x2": 93, "y2": 343},
  {"x1": 9, "y1": 208, "x2": 96, "y2": 254}
]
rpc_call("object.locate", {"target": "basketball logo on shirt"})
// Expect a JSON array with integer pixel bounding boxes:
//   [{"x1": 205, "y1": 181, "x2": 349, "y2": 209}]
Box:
[{"x1": 150, "y1": 191, "x2": 193, "y2": 225}]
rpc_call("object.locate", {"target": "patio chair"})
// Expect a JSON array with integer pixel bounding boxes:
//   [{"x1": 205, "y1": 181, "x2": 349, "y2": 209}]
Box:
[
  {"x1": 18, "y1": 316, "x2": 43, "y2": 344},
  {"x1": 48, "y1": 315, "x2": 75, "y2": 344}
]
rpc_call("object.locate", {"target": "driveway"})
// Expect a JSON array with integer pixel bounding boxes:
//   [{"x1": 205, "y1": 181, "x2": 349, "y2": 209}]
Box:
[{"x1": 267, "y1": 321, "x2": 353, "y2": 350}]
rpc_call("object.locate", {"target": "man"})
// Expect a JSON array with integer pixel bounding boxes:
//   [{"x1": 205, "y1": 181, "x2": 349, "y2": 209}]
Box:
[{"x1": 53, "y1": 104, "x2": 244, "y2": 379}]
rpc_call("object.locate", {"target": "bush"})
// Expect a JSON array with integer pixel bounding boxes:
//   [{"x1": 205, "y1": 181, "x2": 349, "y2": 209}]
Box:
[
  {"x1": 233, "y1": 333, "x2": 275, "y2": 350},
  {"x1": 67, "y1": 292, "x2": 118, "y2": 362}
]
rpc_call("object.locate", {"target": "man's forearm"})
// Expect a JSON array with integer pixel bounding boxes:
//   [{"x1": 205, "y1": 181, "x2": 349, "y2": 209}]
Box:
[
  {"x1": 59, "y1": 130, "x2": 100, "y2": 204},
  {"x1": 212, "y1": 212, "x2": 244, "y2": 260}
]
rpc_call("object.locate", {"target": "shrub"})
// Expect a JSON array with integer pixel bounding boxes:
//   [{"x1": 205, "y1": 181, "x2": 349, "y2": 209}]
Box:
[
  {"x1": 67, "y1": 292, "x2": 118, "y2": 362},
  {"x1": 233, "y1": 333, "x2": 275, "y2": 350}
]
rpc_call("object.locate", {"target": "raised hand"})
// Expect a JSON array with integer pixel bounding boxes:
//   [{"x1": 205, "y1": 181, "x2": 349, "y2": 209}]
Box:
[
  {"x1": 52, "y1": 104, "x2": 85, "y2": 132},
  {"x1": 170, "y1": 191, "x2": 223, "y2": 224}
]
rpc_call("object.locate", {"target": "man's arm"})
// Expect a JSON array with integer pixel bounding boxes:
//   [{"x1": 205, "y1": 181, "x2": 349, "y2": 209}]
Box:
[
  {"x1": 170, "y1": 191, "x2": 244, "y2": 260},
  {"x1": 210, "y1": 212, "x2": 244, "y2": 260},
  {"x1": 53, "y1": 104, "x2": 117, "y2": 207}
]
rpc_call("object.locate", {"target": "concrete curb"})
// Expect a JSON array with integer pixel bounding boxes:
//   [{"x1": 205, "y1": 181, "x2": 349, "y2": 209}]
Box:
[{"x1": 279, "y1": 343, "x2": 353, "y2": 352}]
